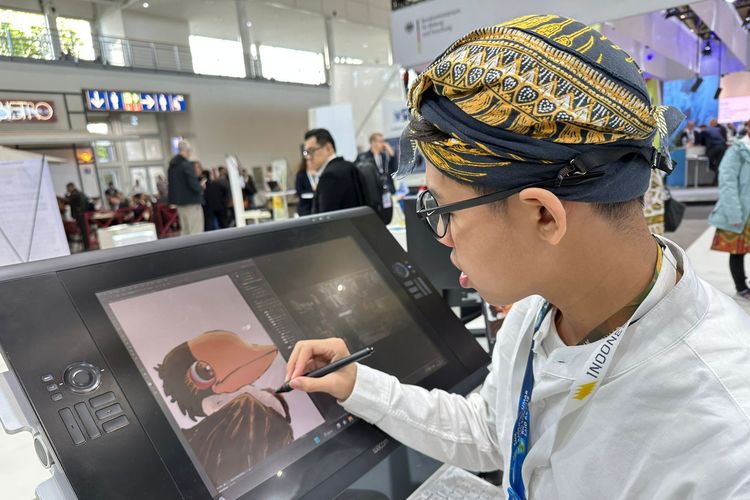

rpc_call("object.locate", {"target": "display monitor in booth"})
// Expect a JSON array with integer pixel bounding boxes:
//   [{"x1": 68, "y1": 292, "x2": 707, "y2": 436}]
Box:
[{"x1": 0, "y1": 207, "x2": 489, "y2": 499}]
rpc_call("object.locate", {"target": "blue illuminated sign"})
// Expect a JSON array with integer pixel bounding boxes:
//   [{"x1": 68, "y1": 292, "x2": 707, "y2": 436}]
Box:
[{"x1": 84, "y1": 89, "x2": 187, "y2": 113}]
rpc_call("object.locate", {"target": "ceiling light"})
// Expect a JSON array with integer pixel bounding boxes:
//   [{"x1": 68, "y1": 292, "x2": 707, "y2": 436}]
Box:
[
  {"x1": 246, "y1": 21, "x2": 252, "y2": 27},
  {"x1": 142, "y1": 2, "x2": 149, "y2": 7}
]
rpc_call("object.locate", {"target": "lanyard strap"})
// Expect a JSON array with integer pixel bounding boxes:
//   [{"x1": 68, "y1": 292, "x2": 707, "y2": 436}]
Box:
[
  {"x1": 508, "y1": 243, "x2": 665, "y2": 500},
  {"x1": 508, "y1": 302, "x2": 551, "y2": 500}
]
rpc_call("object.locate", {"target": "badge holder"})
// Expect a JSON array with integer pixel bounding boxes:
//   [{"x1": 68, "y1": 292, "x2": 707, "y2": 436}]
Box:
[{"x1": 0, "y1": 369, "x2": 77, "y2": 499}]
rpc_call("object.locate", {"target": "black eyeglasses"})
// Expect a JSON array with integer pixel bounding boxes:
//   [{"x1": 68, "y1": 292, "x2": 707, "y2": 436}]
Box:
[
  {"x1": 416, "y1": 181, "x2": 550, "y2": 239},
  {"x1": 302, "y1": 146, "x2": 322, "y2": 159},
  {"x1": 415, "y1": 161, "x2": 612, "y2": 238}
]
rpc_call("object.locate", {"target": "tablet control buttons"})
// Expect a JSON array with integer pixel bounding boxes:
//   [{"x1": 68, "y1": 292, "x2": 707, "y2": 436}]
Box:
[
  {"x1": 59, "y1": 408, "x2": 85, "y2": 445},
  {"x1": 95, "y1": 403, "x2": 122, "y2": 420},
  {"x1": 63, "y1": 362, "x2": 101, "y2": 394},
  {"x1": 391, "y1": 262, "x2": 410, "y2": 279},
  {"x1": 102, "y1": 415, "x2": 129, "y2": 433},
  {"x1": 89, "y1": 391, "x2": 116, "y2": 409}
]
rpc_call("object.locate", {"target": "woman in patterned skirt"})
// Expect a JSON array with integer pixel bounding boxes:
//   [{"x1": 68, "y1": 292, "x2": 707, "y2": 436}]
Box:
[{"x1": 709, "y1": 132, "x2": 750, "y2": 299}]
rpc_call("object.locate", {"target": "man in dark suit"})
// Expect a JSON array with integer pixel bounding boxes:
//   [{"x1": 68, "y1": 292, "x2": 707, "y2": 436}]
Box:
[
  {"x1": 700, "y1": 119, "x2": 728, "y2": 186},
  {"x1": 303, "y1": 129, "x2": 365, "y2": 214},
  {"x1": 356, "y1": 132, "x2": 398, "y2": 224}
]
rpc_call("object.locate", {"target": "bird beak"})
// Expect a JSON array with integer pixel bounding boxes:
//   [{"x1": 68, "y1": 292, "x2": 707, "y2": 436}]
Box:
[
  {"x1": 214, "y1": 344, "x2": 278, "y2": 394},
  {"x1": 188, "y1": 331, "x2": 278, "y2": 394}
]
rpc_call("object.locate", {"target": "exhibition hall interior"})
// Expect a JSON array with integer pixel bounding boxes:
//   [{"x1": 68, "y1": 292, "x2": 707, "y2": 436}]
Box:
[{"x1": 0, "y1": 0, "x2": 749, "y2": 499}]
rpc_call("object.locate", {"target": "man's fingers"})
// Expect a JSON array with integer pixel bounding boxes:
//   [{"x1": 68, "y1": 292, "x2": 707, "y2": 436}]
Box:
[
  {"x1": 290, "y1": 376, "x2": 329, "y2": 394},
  {"x1": 293, "y1": 344, "x2": 312, "y2": 380},
  {"x1": 285, "y1": 342, "x2": 304, "y2": 381},
  {"x1": 286, "y1": 338, "x2": 351, "y2": 380}
]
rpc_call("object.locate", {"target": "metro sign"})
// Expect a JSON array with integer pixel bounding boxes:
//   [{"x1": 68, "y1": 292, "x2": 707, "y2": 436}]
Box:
[
  {"x1": 0, "y1": 100, "x2": 56, "y2": 123},
  {"x1": 84, "y1": 89, "x2": 187, "y2": 113}
]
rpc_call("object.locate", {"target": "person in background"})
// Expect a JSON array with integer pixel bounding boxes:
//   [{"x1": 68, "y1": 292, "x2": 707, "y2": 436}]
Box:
[
  {"x1": 168, "y1": 140, "x2": 205, "y2": 235},
  {"x1": 104, "y1": 182, "x2": 119, "y2": 209},
  {"x1": 64, "y1": 182, "x2": 90, "y2": 250},
  {"x1": 217, "y1": 166, "x2": 234, "y2": 226},
  {"x1": 132, "y1": 179, "x2": 146, "y2": 196},
  {"x1": 356, "y1": 132, "x2": 398, "y2": 224},
  {"x1": 676, "y1": 120, "x2": 698, "y2": 147},
  {"x1": 104, "y1": 181, "x2": 118, "y2": 198},
  {"x1": 711, "y1": 118, "x2": 728, "y2": 142},
  {"x1": 295, "y1": 158, "x2": 314, "y2": 216},
  {"x1": 108, "y1": 193, "x2": 128, "y2": 210},
  {"x1": 204, "y1": 170, "x2": 230, "y2": 229},
  {"x1": 702, "y1": 119, "x2": 728, "y2": 185},
  {"x1": 738, "y1": 118, "x2": 750, "y2": 138},
  {"x1": 285, "y1": 15, "x2": 750, "y2": 499},
  {"x1": 726, "y1": 122, "x2": 737, "y2": 144},
  {"x1": 303, "y1": 128, "x2": 365, "y2": 214},
  {"x1": 198, "y1": 169, "x2": 214, "y2": 231},
  {"x1": 131, "y1": 193, "x2": 152, "y2": 221},
  {"x1": 244, "y1": 171, "x2": 258, "y2": 209},
  {"x1": 155, "y1": 174, "x2": 168, "y2": 203},
  {"x1": 709, "y1": 130, "x2": 750, "y2": 300}
]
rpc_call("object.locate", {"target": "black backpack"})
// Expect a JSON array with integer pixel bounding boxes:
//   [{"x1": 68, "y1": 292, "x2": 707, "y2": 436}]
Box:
[{"x1": 354, "y1": 156, "x2": 384, "y2": 216}]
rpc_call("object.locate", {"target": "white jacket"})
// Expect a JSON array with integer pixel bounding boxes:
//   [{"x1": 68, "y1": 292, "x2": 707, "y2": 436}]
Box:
[{"x1": 341, "y1": 239, "x2": 750, "y2": 499}]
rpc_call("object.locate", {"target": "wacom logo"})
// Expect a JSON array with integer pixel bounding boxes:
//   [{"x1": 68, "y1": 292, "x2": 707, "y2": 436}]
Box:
[{"x1": 372, "y1": 439, "x2": 389, "y2": 454}]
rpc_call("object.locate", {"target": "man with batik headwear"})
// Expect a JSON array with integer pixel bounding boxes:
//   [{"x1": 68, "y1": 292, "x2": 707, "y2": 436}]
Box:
[{"x1": 285, "y1": 15, "x2": 750, "y2": 499}]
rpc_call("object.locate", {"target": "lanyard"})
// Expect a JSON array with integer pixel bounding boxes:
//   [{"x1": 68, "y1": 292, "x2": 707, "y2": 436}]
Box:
[
  {"x1": 507, "y1": 302, "x2": 551, "y2": 500},
  {"x1": 508, "y1": 243, "x2": 665, "y2": 500}
]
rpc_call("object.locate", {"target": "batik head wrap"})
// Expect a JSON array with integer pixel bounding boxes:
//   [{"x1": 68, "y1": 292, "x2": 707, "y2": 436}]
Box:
[{"x1": 399, "y1": 14, "x2": 685, "y2": 202}]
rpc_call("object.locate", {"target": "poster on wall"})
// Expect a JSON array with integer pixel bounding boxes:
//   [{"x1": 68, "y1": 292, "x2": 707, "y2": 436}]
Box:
[
  {"x1": 718, "y1": 72, "x2": 750, "y2": 124},
  {"x1": 0, "y1": 158, "x2": 70, "y2": 266}
]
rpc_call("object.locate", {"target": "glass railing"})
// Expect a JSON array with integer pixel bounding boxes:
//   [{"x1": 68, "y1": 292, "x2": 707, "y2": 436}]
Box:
[{"x1": 0, "y1": 27, "x2": 199, "y2": 77}]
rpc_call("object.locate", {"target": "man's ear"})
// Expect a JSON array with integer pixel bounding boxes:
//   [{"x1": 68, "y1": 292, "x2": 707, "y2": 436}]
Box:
[{"x1": 517, "y1": 188, "x2": 567, "y2": 245}]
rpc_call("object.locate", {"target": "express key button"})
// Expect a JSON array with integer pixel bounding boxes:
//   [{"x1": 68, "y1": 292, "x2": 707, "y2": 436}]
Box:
[{"x1": 95, "y1": 404, "x2": 122, "y2": 420}]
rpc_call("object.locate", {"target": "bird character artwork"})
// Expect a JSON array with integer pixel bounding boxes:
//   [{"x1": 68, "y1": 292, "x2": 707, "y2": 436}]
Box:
[{"x1": 156, "y1": 330, "x2": 293, "y2": 487}]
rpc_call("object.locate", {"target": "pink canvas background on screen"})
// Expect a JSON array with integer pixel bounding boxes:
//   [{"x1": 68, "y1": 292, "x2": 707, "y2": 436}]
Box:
[{"x1": 108, "y1": 275, "x2": 325, "y2": 437}]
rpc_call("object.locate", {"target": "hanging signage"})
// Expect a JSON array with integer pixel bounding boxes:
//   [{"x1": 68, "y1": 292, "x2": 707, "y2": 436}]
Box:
[
  {"x1": 84, "y1": 89, "x2": 187, "y2": 113},
  {"x1": 0, "y1": 100, "x2": 56, "y2": 123}
]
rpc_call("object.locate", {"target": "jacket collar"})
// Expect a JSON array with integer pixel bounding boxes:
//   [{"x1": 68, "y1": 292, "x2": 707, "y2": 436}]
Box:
[{"x1": 534, "y1": 238, "x2": 709, "y2": 380}]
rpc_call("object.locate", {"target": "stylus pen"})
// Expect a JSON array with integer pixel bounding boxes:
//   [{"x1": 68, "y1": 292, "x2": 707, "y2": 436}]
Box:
[{"x1": 276, "y1": 347, "x2": 374, "y2": 394}]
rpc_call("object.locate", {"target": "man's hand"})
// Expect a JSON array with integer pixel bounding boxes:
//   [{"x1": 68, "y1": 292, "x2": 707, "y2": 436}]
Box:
[
  {"x1": 384, "y1": 142, "x2": 395, "y2": 157},
  {"x1": 285, "y1": 338, "x2": 356, "y2": 401}
]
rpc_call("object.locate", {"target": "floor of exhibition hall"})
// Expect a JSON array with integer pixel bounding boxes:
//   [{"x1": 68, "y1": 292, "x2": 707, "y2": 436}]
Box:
[{"x1": 1, "y1": 204, "x2": 748, "y2": 499}]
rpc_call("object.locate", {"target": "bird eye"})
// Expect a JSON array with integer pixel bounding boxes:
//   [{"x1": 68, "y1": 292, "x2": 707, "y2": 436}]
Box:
[{"x1": 188, "y1": 360, "x2": 216, "y2": 390}]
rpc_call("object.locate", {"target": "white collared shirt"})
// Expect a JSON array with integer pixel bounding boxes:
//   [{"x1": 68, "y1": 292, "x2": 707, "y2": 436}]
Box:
[
  {"x1": 314, "y1": 154, "x2": 337, "y2": 186},
  {"x1": 341, "y1": 238, "x2": 750, "y2": 499}
]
